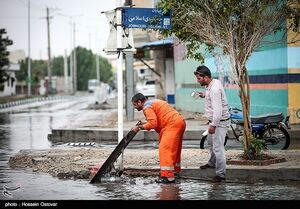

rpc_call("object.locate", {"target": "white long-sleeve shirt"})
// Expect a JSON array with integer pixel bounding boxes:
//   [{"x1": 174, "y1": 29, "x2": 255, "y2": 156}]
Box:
[{"x1": 204, "y1": 79, "x2": 230, "y2": 127}]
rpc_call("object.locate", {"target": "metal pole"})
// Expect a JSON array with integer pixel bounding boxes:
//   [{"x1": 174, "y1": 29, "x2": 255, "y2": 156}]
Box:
[
  {"x1": 55, "y1": 13, "x2": 82, "y2": 94},
  {"x1": 89, "y1": 32, "x2": 91, "y2": 50},
  {"x1": 116, "y1": 8, "x2": 123, "y2": 144},
  {"x1": 116, "y1": 4, "x2": 124, "y2": 172},
  {"x1": 27, "y1": 0, "x2": 31, "y2": 96},
  {"x1": 64, "y1": 50, "x2": 68, "y2": 93},
  {"x1": 96, "y1": 54, "x2": 100, "y2": 82},
  {"x1": 73, "y1": 23, "x2": 77, "y2": 94},
  {"x1": 69, "y1": 18, "x2": 73, "y2": 94},
  {"x1": 46, "y1": 7, "x2": 52, "y2": 95},
  {"x1": 125, "y1": 52, "x2": 134, "y2": 121}
]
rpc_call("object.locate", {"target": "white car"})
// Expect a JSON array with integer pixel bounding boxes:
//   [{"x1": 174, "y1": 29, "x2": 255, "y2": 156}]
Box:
[
  {"x1": 136, "y1": 80, "x2": 156, "y2": 98},
  {"x1": 88, "y1": 79, "x2": 100, "y2": 93}
]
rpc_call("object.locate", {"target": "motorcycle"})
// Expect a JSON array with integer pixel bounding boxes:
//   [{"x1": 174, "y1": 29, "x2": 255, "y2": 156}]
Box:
[{"x1": 200, "y1": 107, "x2": 291, "y2": 150}]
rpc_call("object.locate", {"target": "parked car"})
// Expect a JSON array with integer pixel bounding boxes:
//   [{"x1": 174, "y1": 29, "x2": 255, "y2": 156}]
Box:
[{"x1": 136, "y1": 80, "x2": 156, "y2": 98}]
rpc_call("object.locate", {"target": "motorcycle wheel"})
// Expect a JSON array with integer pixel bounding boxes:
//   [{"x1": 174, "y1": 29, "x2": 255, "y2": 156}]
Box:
[
  {"x1": 200, "y1": 134, "x2": 228, "y2": 149},
  {"x1": 262, "y1": 125, "x2": 290, "y2": 150}
]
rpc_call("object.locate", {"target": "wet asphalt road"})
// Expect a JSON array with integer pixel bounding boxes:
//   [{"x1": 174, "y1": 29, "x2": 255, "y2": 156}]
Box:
[{"x1": 1, "y1": 94, "x2": 300, "y2": 200}]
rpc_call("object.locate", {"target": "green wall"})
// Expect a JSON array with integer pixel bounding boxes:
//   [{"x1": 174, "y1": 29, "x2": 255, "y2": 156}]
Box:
[
  {"x1": 174, "y1": 47, "x2": 290, "y2": 117},
  {"x1": 225, "y1": 89, "x2": 288, "y2": 117},
  {"x1": 175, "y1": 88, "x2": 205, "y2": 112}
]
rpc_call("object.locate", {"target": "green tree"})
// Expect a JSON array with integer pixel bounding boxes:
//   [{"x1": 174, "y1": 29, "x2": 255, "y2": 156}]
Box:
[
  {"x1": 16, "y1": 59, "x2": 28, "y2": 82},
  {"x1": 52, "y1": 56, "x2": 64, "y2": 76},
  {"x1": 74, "y1": 47, "x2": 112, "y2": 90},
  {"x1": 18, "y1": 59, "x2": 47, "y2": 85},
  {"x1": 75, "y1": 47, "x2": 95, "y2": 91},
  {"x1": 159, "y1": 0, "x2": 299, "y2": 153},
  {"x1": 17, "y1": 47, "x2": 113, "y2": 92},
  {"x1": 98, "y1": 55, "x2": 113, "y2": 84},
  {"x1": 0, "y1": 28, "x2": 13, "y2": 85}
]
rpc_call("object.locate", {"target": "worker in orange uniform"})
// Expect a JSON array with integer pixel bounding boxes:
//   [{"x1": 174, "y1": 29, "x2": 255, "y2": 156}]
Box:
[{"x1": 131, "y1": 93, "x2": 186, "y2": 184}]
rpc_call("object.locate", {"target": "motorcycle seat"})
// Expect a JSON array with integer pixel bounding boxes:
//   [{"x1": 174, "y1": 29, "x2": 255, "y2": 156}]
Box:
[{"x1": 251, "y1": 112, "x2": 284, "y2": 124}]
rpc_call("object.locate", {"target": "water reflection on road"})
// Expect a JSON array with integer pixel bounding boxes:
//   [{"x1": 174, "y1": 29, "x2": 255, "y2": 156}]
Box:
[
  {"x1": 2, "y1": 170, "x2": 300, "y2": 200},
  {"x1": 1, "y1": 96, "x2": 300, "y2": 200}
]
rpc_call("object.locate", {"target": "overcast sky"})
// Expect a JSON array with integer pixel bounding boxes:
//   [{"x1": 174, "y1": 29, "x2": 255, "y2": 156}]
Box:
[{"x1": 0, "y1": 0, "x2": 117, "y2": 60}]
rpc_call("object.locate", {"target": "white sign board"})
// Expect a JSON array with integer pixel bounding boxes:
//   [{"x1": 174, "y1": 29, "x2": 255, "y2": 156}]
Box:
[{"x1": 103, "y1": 9, "x2": 136, "y2": 54}]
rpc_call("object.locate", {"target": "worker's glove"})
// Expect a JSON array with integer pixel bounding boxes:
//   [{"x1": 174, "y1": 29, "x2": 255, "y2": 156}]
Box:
[
  {"x1": 136, "y1": 120, "x2": 143, "y2": 126},
  {"x1": 131, "y1": 126, "x2": 140, "y2": 133}
]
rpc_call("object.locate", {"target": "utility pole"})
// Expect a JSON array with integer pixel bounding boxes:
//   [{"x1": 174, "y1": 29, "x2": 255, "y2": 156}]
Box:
[
  {"x1": 69, "y1": 19, "x2": 73, "y2": 94},
  {"x1": 73, "y1": 22, "x2": 77, "y2": 94},
  {"x1": 46, "y1": 7, "x2": 52, "y2": 95},
  {"x1": 64, "y1": 50, "x2": 68, "y2": 93},
  {"x1": 96, "y1": 54, "x2": 100, "y2": 82},
  {"x1": 56, "y1": 13, "x2": 83, "y2": 94},
  {"x1": 117, "y1": 8, "x2": 123, "y2": 143},
  {"x1": 89, "y1": 32, "x2": 91, "y2": 50},
  {"x1": 125, "y1": 51, "x2": 134, "y2": 121},
  {"x1": 27, "y1": 0, "x2": 31, "y2": 96},
  {"x1": 116, "y1": 0, "x2": 124, "y2": 171},
  {"x1": 95, "y1": 31, "x2": 100, "y2": 82}
]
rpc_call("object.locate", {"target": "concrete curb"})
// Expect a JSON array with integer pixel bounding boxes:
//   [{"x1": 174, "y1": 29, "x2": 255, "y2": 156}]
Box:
[
  {"x1": 47, "y1": 129, "x2": 204, "y2": 142},
  {"x1": 180, "y1": 167, "x2": 300, "y2": 182},
  {"x1": 48, "y1": 128, "x2": 300, "y2": 143},
  {"x1": 0, "y1": 95, "x2": 71, "y2": 110},
  {"x1": 123, "y1": 166, "x2": 300, "y2": 182}
]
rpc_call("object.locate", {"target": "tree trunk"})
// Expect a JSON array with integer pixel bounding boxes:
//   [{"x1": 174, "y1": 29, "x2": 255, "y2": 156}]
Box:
[{"x1": 239, "y1": 67, "x2": 252, "y2": 150}]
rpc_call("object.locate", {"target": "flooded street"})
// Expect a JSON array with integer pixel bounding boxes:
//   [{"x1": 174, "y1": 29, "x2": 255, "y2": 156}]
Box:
[{"x1": 1, "y1": 95, "x2": 300, "y2": 200}]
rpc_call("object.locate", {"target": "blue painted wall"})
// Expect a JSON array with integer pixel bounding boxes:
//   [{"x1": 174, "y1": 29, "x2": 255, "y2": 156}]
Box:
[{"x1": 174, "y1": 45, "x2": 293, "y2": 118}]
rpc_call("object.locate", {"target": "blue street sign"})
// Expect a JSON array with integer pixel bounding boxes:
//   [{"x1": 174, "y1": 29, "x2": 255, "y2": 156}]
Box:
[{"x1": 122, "y1": 8, "x2": 171, "y2": 29}]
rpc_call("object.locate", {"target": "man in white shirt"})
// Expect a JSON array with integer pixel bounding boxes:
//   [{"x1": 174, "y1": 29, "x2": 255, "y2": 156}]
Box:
[{"x1": 194, "y1": 65, "x2": 230, "y2": 182}]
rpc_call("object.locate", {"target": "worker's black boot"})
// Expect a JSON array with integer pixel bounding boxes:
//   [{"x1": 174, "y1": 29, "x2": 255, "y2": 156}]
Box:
[{"x1": 155, "y1": 177, "x2": 175, "y2": 184}]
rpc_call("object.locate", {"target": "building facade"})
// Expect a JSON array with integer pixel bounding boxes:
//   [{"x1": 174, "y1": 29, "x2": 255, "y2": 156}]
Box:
[
  {"x1": 174, "y1": 32, "x2": 300, "y2": 124},
  {"x1": 0, "y1": 63, "x2": 20, "y2": 97}
]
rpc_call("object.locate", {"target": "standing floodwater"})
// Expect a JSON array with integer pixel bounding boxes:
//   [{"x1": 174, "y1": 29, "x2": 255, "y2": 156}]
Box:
[{"x1": 1, "y1": 96, "x2": 300, "y2": 200}]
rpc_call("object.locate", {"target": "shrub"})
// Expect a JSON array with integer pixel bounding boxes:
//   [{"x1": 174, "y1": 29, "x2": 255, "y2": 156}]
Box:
[{"x1": 242, "y1": 136, "x2": 266, "y2": 160}]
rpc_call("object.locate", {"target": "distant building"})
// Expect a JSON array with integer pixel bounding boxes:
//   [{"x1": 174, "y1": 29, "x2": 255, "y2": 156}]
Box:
[
  {"x1": 8, "y1": 49, "x2": 26, "y2": 63},
  {"x1": 0, "y1": 62, "x2": 20, "y2": 97}
]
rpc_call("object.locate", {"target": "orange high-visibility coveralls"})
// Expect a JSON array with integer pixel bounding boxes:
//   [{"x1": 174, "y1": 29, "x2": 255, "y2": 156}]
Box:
[{"x1": 142, "y1": 99, "x2": 186, "y2": 179}]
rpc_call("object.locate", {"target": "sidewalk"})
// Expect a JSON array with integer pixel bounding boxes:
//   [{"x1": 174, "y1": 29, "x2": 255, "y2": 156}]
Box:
[
  {"x1": 48, "y1": 107, "x2": 300, "y2": 143},
  {"x1": 9, "y1": 146, "x2": 300, "y2": 182},
  {"x1": 43, "y1": 97, "x2": 300, "y2": 182}
]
